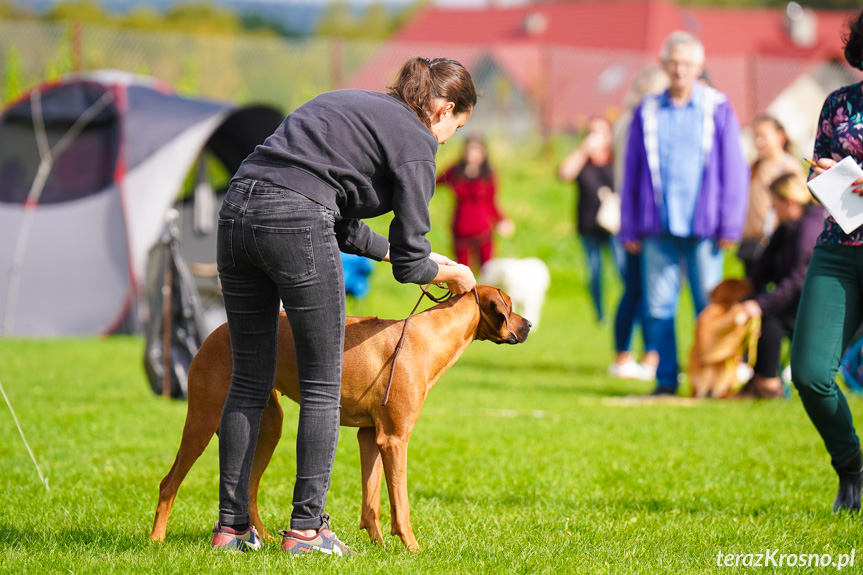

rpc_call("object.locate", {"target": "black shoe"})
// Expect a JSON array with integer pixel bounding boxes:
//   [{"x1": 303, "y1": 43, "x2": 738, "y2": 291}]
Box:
[
  {"x1": 732, "y1": 379, "x2": 760, "y2": 399},
  {"x1": 733, "y1": 378, "x2": 785, "y2": 400},
  {"x1": 832, "y1": 448, "x2": 863, "y2": 513},
  {"x1": 650, "y1": 387, "x2": 677, "y2": 396}
]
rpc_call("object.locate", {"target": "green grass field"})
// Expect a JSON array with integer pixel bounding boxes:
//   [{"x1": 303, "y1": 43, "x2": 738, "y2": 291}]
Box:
[{"x1": 1, "y1": 143, "x2": 863, "y2": 573}]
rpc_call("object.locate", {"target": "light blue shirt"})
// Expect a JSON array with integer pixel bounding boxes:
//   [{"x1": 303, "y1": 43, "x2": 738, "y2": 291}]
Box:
[{"x1": 657, "y1": 85, "x2": 704, "y2": 237}]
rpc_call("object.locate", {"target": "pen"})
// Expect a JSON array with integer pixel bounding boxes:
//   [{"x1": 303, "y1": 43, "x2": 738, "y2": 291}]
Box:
[{"x1": 804, "y1": 157, "x2": 820, "y2": 168}]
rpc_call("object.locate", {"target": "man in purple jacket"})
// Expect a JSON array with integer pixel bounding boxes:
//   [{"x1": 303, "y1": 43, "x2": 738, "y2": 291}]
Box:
[{"x1": 620, "y1": 31, "x2": 749, "y2": 395}]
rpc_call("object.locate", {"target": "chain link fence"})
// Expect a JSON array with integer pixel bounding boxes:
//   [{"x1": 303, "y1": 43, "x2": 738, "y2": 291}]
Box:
[
  {"x1": 0, "y1": 20, "x2": 382, "y2": 113},
  {"x1": 2, "y1": 20, "x2": 862, "y2": 146}
]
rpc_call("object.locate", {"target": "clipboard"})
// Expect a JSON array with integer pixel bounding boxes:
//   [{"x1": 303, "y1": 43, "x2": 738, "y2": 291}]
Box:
[{"x1": 806, "y1": 156, "x2": 863, "y2": 234}]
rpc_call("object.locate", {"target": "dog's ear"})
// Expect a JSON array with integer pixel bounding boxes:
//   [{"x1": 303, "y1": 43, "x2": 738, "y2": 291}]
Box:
[
  {"x1": 709, "y1": 281, "x2": 734, "y2": 307},
  {"x1": 727, "y1": 279, "x2": 754, "y2": 303},
  {"x1": 476, "y1": 287, "x2": 510, "y2": 334},
  {"x1": 710, "y1": 279, "x2": 754, "y2": 307},
  {"x1": 482, "y1": 291, "x2": 508, "y2": 325}
]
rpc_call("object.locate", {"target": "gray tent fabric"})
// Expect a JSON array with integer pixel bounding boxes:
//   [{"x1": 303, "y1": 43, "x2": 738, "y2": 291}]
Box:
[
  {"x1": 124, "y1": 84, "x2": 228, "y2": 171},
  {"x1": 0, "y1": 70, "x2": 282, "y2": 336},
  {"x1": 0, "y1": 82, "x2": 119, "y2": 205},
  {"x1": 0, "y1": 185, "x2": 131, "y2": 335}
]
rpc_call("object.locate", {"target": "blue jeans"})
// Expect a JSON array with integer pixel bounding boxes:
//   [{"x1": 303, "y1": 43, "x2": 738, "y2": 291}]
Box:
[
  {"x1": 643, "y1": 236, "x2": 724, "y2": 390},
  {"x1": 614, "y1": 250, "x2": 655, "y2": 353},
  {"x1": 581, "y1": 233, "x2": 623, "y2": 322},
  {"x1": 216, "y1": 178, "x2": 345, "y2": 531}
]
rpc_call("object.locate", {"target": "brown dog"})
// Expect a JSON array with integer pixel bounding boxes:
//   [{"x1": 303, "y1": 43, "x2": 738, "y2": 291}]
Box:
[
  {"x1": 150, "y1": 285, "x2": 530, "y2": 551},
  {"x1": 688, "y1": 278, "x2": 759, "y2": 398}
]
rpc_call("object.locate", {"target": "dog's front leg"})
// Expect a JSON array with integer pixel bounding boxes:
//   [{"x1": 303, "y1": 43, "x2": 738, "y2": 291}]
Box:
[
  {"x1": 377, "y1": 431, "x2": 421, "y2": 551},
  {"x1": 357, "y1": 427, "x2": 385, "y2": 546}
]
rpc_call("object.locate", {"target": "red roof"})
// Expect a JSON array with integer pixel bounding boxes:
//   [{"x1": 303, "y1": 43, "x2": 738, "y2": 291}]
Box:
[
  {"x1": 392, "y1": 1, "x2": 674, "y2": 52},
  {"x1": 394, "y1": 0, "x2": 853, "y2": 59},
  {"x1": 346, "y1": 0, "x2": 859, "y2": 129}
]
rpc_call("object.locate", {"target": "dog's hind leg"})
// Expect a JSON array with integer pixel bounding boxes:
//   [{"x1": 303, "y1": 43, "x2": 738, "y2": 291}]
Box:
[
  {"x1": 377, "y1": 430, "x2": 421, "y2": 551},
  {"x1": 247, "y1": 389, "x2": 283, "y2": 540},
  {"x1": 150, "y1": 396, "x2": 223, "y2": 542},
  {"x1": 357, "y1": 426, "x2": 385, "y2": 546}
]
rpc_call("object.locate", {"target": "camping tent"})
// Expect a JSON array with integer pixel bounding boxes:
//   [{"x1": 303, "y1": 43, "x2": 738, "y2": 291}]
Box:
[{"x1": 0, "y1": 71, "x2": 282, "y2": 336}]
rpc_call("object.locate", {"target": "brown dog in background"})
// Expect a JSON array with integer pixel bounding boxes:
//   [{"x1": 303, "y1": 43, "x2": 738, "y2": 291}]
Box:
[
  {"x1": 688, "y1": 279, "x2": 759, "y2": 398},
  {"x1": 149, "y1": 285, "x2": 530, "y2": 551}
]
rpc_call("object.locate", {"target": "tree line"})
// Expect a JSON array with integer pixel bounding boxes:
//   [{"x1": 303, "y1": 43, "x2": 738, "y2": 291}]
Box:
[
  {"x1": 0, "y1": 0, "x2": 427, "y2": 39},
  {"x1": 0, "y1": 0, "x2": 857, "y2": 40}
]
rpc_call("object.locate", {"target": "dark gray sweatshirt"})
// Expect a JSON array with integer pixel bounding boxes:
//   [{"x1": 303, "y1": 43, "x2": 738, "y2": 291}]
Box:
[{"x1": 235, "y1": 89, "x2": 439, "y2": 285}]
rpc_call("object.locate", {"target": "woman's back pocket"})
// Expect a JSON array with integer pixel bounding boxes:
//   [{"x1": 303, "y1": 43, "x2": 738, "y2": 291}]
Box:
[{"x1": 251, "y1": 225, "x2": 315, "y2": 284}]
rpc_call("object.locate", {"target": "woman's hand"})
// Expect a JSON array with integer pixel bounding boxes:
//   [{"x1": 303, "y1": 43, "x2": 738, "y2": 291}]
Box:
[
  {"x1": 429, "y1": 252, "x2": 458, "y2": 267},
  {"x1": 496, "y1": 218, "x2": 515, "y2": 238},
  {"x1": 624, "y1": 241, "x2": 642, "y2": 254},
  {"x1": 432, "y1": 262, "x2": 476, "y2": 295},
  {"x1": 809, "y1": 157, "x2": 837, "y2": 178},
  {"x1": 742, "y1": 299, "x2": 762, "y2": 319},
  {"x1": 582, "y1": 132, "x2": 603, "y2": 155},
  {"x1": 808, "y1": 157, "x2": 863, "y2": 194}
]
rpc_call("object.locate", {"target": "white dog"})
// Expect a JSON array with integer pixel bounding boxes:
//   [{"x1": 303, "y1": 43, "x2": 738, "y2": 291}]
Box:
[{"x1": 480, "y1": 257, "x2": 551, "y2": 329}]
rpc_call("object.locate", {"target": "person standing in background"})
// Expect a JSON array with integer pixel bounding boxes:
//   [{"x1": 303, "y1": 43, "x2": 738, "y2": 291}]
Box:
[
  {"x1": 608, "y1": 67, "x2": 667, "y2": 380},
  {"x1": 436, "y1": 135, "x2": 513, "y2": 271},
  {"x1": 559, "y1": 116, "x2": 623, "y2": 324},
  {"x1": 620, "y1": 31, "x2": 749, "y2": 395},
  {"x1": 791, "y1": 8, "x2": 863, "y2": 513},
  {"x1": 738, "y1": 115, "x2": 805, "y2": 275}
]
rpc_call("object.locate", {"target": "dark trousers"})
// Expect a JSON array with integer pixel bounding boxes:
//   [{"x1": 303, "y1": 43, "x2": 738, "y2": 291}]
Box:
[
  {"x1": 791, "y1": 244, "x2": 862, "y2": 464},
  {"x1": 216, "y1": 178, "x2": 345, "y2": 530},
  {"x1": 753, "y1": 312, "x2": 795, "y2": 378},
  {"x1": 581, "y1": 233, "x2": 623, "y2": 322},
  {"x1": 453, "y1": 230, "x2": 493, "y2": 270},
  {"x1": 614, "y1": 250, "x2": 655, "y2": 353}
]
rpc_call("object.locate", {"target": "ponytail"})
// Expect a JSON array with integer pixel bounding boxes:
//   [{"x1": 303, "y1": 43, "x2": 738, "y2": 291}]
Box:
[{"x1": 388, "y1": 57, "x2": 477, "y2": 128}]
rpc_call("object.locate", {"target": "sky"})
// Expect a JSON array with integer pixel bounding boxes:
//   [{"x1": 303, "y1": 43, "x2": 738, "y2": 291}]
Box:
[
  {"x1": 14, "y1": 0, "x2": 527, "y2": 7},
  {"x1": 222, "y1": 0, "x2": 520, "y2": 6}
]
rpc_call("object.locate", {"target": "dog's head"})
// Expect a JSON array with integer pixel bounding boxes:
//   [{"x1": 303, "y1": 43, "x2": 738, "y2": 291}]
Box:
[
  {"x1": 473, "y1": 285, "x2": 531, "y2": 344},
  {"x1": 709, "y1": 278, "x2": 754, "y2": 309}
]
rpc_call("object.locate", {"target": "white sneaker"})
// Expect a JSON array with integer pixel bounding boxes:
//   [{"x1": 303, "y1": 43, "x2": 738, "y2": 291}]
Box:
[
  {"x1": 609, "y1": 360, "x2": 649, "y2": 380},
  {"x1": 639, "y1": 362, "x2": 657, "y2": 380},
  {"x1": 737, "y1": 363, "x2": 755, "y2": 384}
]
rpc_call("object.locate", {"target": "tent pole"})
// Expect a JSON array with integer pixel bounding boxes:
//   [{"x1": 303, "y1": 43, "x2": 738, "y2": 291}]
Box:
[
  {"x1": 0, "y1": 375, "x2": 49, "y2": 491},
  {"x1": 162, "y1": 256, "x2": 173, "y2": 400}
]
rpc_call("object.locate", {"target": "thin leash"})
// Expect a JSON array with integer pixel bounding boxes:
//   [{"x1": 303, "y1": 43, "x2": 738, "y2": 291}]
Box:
[
  {"x1": 381, "y1": 285, "x2": 479, "y2": 406},
  {"x1": 0, "y1": 375, "x2": 49, "y2": 491}
]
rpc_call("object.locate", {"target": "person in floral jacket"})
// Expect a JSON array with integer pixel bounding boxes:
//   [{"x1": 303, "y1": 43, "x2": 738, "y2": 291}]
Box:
[{"x1": 790, "y1": 7, "x2": 863, "y2": 513}]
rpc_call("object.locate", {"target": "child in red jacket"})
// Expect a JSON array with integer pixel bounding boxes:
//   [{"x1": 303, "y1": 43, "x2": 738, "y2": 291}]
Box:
[{"x1": 436, "y1": 135, "x2": 513, "y2": 269}]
